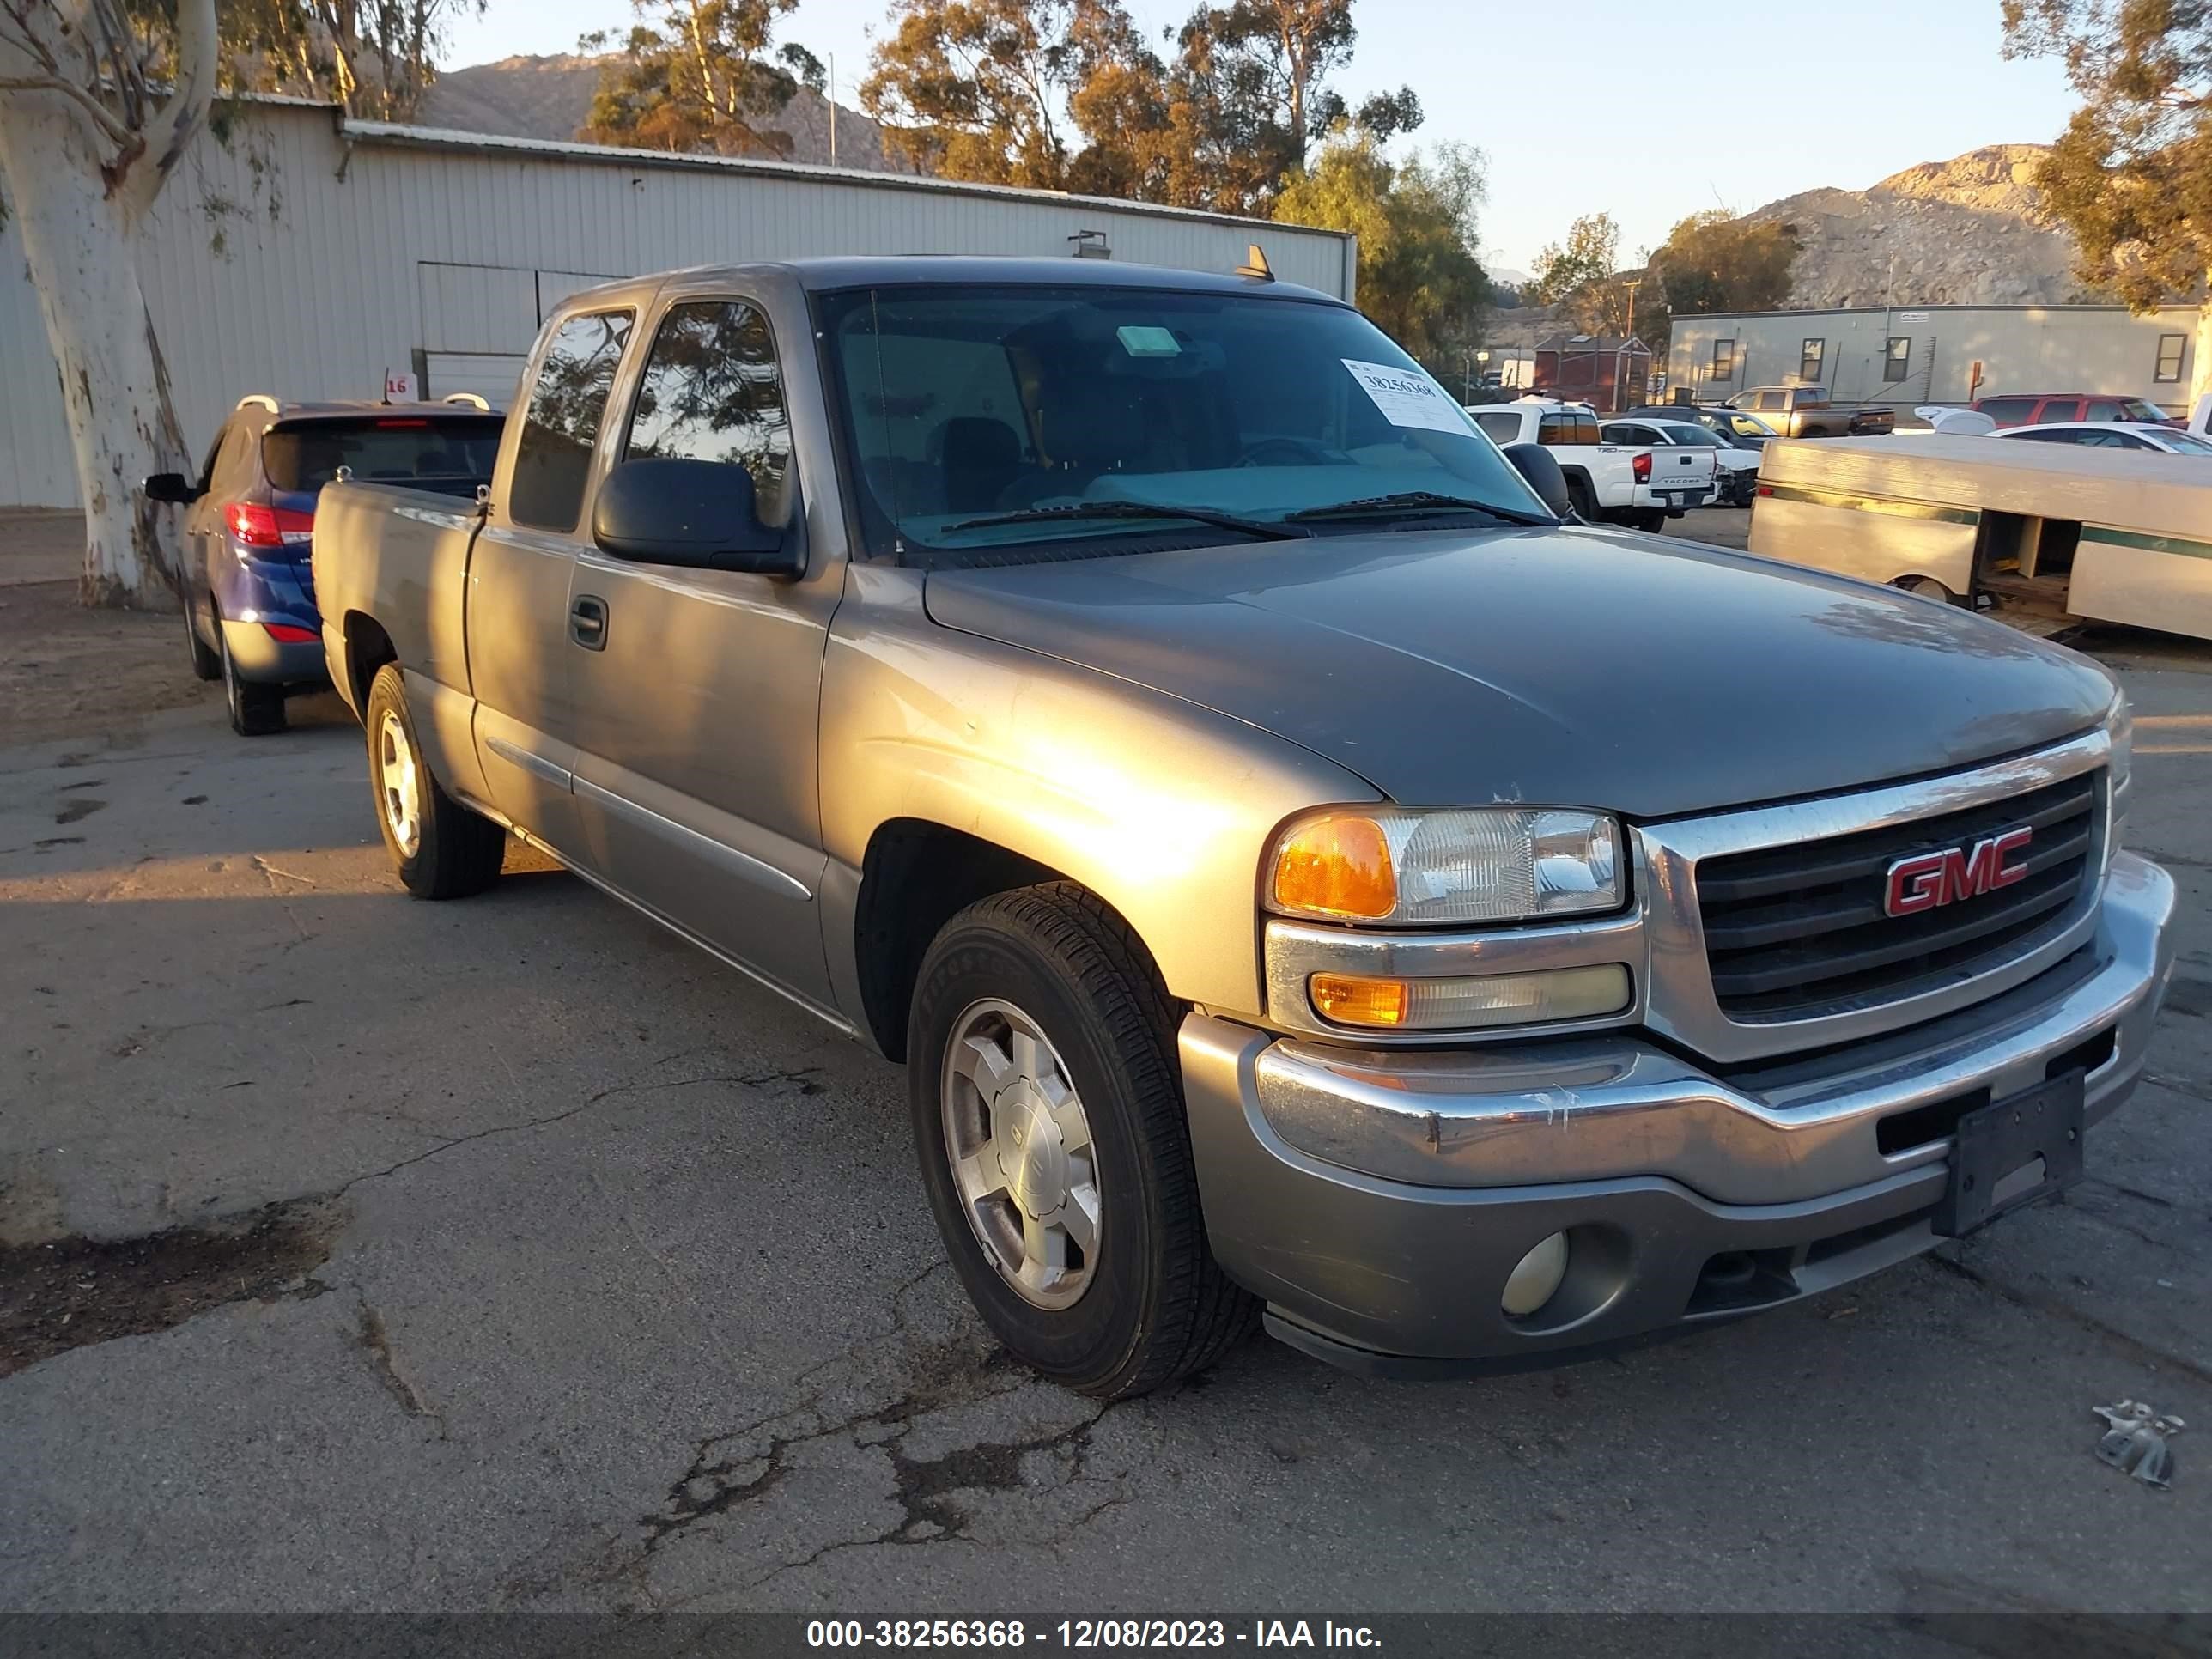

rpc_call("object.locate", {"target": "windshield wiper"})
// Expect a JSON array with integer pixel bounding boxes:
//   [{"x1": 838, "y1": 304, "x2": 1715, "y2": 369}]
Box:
[
  {"x1": 945, "y1": 501, "x2": 1310, "y2": 540},
  {"x1": 1285, "y1": 491, "x2": 1556, "y2": 527}
]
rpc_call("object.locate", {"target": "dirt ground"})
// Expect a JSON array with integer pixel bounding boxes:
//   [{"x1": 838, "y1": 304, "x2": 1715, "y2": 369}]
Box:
[{"x1": 0, "y1": 512, "x2": 219, "y2": 750}]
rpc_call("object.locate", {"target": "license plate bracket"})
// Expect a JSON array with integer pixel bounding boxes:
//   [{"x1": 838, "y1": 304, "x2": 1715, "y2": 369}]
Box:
[{"x1": 1933, "y1": 1072, "x2": 2086, "y2": 1237}]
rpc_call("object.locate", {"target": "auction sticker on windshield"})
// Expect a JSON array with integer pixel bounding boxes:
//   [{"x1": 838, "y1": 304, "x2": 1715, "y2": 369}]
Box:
[{"x1": 1341, "y1": 359, "x2": 1469, "y2": 434}]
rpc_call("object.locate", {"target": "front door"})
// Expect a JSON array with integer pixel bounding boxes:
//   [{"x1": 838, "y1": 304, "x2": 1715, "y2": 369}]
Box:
[
  {"x1": 562, "y1": 294, "x2": 841, "y2": 1008},
  {"x1": 468, "y1": 307, "x2": 636, "y2": 852}
]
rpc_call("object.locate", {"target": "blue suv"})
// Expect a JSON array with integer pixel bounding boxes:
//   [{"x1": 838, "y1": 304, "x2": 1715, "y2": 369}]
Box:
[{"x1": 147, "y1": 396, "x2": 503, "y2": 734}]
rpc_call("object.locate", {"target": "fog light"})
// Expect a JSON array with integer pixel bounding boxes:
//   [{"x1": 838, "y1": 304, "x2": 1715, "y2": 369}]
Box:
[
  {"x1": 1308, "y1": 964, "x2": 1630, "y2": 1030},
  {"x1": 1502, "y1": 1231, "x2": 1570, "y2": 1317}
]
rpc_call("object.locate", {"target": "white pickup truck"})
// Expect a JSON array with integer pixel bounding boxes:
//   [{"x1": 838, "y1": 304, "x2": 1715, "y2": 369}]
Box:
[{"x1": 1471, "y1": 398, "x2": 1716, "y2": 531}]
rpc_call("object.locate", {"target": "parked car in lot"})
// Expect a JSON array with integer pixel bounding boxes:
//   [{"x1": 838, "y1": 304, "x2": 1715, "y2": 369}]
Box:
[
  {"x1": 1624, "y1": 404, "x2": 1782, "y2": 448},
  {"x1": 145, "y1": 395, "x2": 503, "y2": 735},
  {"x1": 1602, "y1": 416, "x2": 1759, "y2": 506},
  {"x1": 1972, "y1": 392, "x2": 2177, "y2": 428},
  {"x1": 1470, "y1": 398, "x2": 1715, "y2": 528},
  {"x1": 313, "y1": 258, "x2": 2172, "y2": 1398},
  {"x1": 1997, "y1": 422, "x2": 2212, "y2": 456},
  {"x1": 1726, "y1": 386, "x2": 1895, "y2": 439}
]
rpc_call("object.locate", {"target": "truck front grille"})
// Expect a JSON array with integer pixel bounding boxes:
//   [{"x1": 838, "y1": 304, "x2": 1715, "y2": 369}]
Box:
[{"x1": 1695, "y1": 773, "x2": 2100, "y2": 1023}]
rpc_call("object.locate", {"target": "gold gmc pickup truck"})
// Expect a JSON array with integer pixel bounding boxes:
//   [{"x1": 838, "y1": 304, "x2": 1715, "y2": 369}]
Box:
[{"x1": 311, "y1": 258, "x2": 2174, "y2": 1398}]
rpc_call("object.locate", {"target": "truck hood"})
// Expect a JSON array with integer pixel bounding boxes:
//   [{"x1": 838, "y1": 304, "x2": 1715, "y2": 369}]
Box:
[{"x1": 921, "y1": 526, "x2": 2116, "y2": 820}]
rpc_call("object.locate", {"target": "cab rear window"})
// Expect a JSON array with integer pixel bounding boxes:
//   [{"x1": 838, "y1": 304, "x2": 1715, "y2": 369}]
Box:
[{"x1": 263, "y1": 416, "x2": 505, "y2": 493}]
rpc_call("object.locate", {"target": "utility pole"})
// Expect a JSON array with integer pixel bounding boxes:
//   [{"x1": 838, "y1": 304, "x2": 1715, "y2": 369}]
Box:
[
  {"x1": 1619, "y1": 277, "x2": 1642, "y2": 413},
  {"x1": 828, "y1": 52, "x2": 837, "y2": 167}
]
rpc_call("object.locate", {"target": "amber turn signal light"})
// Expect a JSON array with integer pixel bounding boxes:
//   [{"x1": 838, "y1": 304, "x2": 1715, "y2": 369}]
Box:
[
  {"x1": 1271, "y1": 815, "x2": 1397, "y2": 920},
  {"x1": 1309, "y1": 972, "x2": 1409, "y2": 1026}
]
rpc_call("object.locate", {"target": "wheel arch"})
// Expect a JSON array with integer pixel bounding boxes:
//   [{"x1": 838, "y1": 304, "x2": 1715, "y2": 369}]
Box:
[
  {"x1": 340, "y1": 610, "x2": 398, "y2": 723},
  {"x1": 851, "y1": 818, "x2": 1091, "y2": 1061}
]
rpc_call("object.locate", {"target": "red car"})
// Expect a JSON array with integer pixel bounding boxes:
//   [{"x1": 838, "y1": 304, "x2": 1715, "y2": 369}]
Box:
[{"x1": 1970, "y1": 392, "x2": 2178, "y2": 428}]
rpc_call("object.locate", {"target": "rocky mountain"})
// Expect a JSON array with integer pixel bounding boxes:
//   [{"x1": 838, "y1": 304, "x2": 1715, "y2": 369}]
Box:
[
  {"x1": 417, "y1": 52, "x2": 915, "y2": 173},
  {"x1": 1747, "y1": 144, "x2": 2093, "y2": 309}
]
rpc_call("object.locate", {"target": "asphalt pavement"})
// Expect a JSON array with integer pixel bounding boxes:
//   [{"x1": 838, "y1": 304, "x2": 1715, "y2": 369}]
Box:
[{"x1": 3, "y1": 644, "x2": 2209, "y2": 1619}]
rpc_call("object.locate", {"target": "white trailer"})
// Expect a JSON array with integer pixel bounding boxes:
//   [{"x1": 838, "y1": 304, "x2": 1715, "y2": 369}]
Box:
[{"x1": 1747, "y1": 434, "x2": 2212, "y2": 640}]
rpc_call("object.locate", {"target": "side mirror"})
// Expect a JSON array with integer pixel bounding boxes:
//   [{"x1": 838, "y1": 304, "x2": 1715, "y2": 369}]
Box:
[
  {"x1": 1501, "y1": 443, "x2": 1572, "y2": 520},
  {"x1": 143, "y1": 471, "x2": 199, "y2": 505},
  {"x1": 592, "y1": 457, "x2": 800, "y2": 577}
]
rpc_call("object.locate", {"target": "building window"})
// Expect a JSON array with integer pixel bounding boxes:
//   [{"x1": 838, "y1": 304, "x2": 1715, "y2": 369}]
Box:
[
  {"x1": 1711, "y1": 339, "x2": 1735, "y2": 380},
  {"x1": 2155, "y1": 333, "x2": 2186, "y2": 383},
  {"x1": 1799, "y1": 338, "x2": 1825, "y2": 384},
  {"x1": 1883, "y1": 337, "x2": 1911, "y2": 383}
]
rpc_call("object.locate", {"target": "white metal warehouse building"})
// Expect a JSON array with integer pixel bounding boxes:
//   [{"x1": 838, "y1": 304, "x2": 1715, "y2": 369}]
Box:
[
  {"x1": 1664, "y1": 302, "x2": 2203, "y2": 414},
  {"x1": 0, "y1": 96, "x2": 1358, "y2": 508}
]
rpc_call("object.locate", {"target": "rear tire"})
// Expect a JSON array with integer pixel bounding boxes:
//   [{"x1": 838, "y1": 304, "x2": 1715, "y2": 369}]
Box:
[
  {"x1": 1894, "y1": 574, "x2": 1957, "y2": 605},
  {"x1": 220, "y1": 617, "x2": 286, "y2": 737},
  {"x1": 1564, "y1": 476, "x2": 1596, "y2": 523},
  {"x1": 908, "y1": 883, "x2": 1257, "y2": 1400},
  {"x1": 363, "y1": 663, "x2": 506, "y2": 899},
  {"x1": 1631, "y1": 507, "x2": 1668, "y2": 533},
  {"x1": 182, "y1": 586, "x2": 220, "y2": 682}
]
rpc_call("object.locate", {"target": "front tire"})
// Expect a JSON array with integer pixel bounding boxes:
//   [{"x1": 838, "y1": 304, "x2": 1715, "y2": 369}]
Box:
[
  {"x1": 220, "y1": 617, "x2": 286, "y2": 736},
  {"x1": 908, "y1": 884, "x2": 1257, "y2": 1400},
  {"x1": 363, "y1": 663, "x2": 506, "y2": 899}
]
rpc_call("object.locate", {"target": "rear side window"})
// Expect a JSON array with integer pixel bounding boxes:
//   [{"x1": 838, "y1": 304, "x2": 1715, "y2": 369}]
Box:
[
  {"x1": 510, "y1": 310, "x2": 635, "y2": 532},
  {"x1": 1474, "y1": 411, "x2": 1521, "y2": 443},
  {"x1": 625, "y1": 300, "x2": 795, "y2": 526},
  {"x1": 1978, "y1": 397, "x2": 2035, "y2": 423},
  {"x1": 264, "y1": 417, "x2": 504, "y2": 494}
]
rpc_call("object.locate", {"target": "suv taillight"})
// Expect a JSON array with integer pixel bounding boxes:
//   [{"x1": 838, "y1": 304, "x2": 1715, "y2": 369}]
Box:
[
  {"x1": 225, "y1": 502, "x2": 313, "y2": 549},
  {"x1": 1631, "y1": 452, "x2": 1653, "y2": 483}
]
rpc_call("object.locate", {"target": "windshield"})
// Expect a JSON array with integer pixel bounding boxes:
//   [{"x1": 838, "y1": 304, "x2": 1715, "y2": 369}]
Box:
[
  {"x1": 263, "y1": 416, "x2": 504, "y2": 493},
  {"x1": 818, "y1": 285, "x2": 1553, "y2": 564},
  {"x1": 2120, "y1": 398, "x2": 2169, "y2": 423},
  {"x1": 2158, "y1": 428, "x2": 2212, "y2": 453}
]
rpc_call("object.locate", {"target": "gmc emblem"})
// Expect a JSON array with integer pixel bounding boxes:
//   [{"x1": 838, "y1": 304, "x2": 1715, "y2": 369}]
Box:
[{"x1": 1884, "y1": 828, "x2": 2033, "y2": 917}]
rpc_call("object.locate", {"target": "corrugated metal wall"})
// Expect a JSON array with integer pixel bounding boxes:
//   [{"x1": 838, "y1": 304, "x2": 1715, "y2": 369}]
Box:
[
  {"x1": 1666, "y1": 304, "x2": 2199, "y2": 412},
  {"x1": 0, "y1": 102, "x2": 1356, "y2": 507}
]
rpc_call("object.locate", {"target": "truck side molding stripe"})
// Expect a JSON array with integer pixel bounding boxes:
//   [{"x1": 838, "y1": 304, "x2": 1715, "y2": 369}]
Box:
[
  {"x1": 2081, "y1": 524, "x2": 2212, "y2": 562},
  {"x1": 572, "y1": 773, "x2": 814, "y2": 903},
  {"x1": 483, "y1": 732, "x2": 573, "y2": 790},
  {"x1": 1759, "y1": 483, "x2": 1981, "y2": 526}
]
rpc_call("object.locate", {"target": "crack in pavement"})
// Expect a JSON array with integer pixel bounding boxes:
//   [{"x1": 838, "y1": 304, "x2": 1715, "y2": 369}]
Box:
[
  {"x1": 356, "y1": 1297, "x2": 449, "y2": 1440},
  {"x1": 1923, "y1": 1251, "x2": 2212, "y2": 1389},
  {"x1": 329, "y1": 1050, "x2": 797, "y2": 1200},
  {"x1": 629, "y1": 1261, "x2": 1135, "y2": 1604}
]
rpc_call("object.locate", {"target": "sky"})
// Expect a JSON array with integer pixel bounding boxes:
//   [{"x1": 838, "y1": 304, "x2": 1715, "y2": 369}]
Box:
[{"x1": 439, "y1": 0, "x2": 2086, "y2": 275}]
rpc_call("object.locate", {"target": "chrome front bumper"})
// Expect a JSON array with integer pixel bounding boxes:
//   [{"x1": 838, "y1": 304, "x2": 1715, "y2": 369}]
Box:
[{"x1": 1182, "y1": 854, "x2": 2174, "y2": 1373}]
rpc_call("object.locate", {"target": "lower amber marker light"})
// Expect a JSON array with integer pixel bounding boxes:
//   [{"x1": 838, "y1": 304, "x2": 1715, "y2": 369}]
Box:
[{"x1": 1309, "y1": 965, "x2": 1631, "y2": 1031}]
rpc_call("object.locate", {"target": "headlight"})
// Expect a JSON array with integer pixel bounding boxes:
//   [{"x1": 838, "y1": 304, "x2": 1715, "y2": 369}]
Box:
[
  {"x1": 1267, "y1": 807, "x2": 1624, "y2": 925},
  {"x1": 2106, "y1": 696, "x2": 2132, "y2": 846}
]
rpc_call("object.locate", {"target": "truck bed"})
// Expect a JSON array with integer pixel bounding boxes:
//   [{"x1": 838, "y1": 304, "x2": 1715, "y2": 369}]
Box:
[{"x1": 312, "y1": 477, "x2": 492, "y2": 803}]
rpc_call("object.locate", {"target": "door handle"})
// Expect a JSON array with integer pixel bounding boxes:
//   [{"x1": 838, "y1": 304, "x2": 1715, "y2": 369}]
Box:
[{"x1": 569, "y1": 594, "x2": 608, "y2": 651}]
